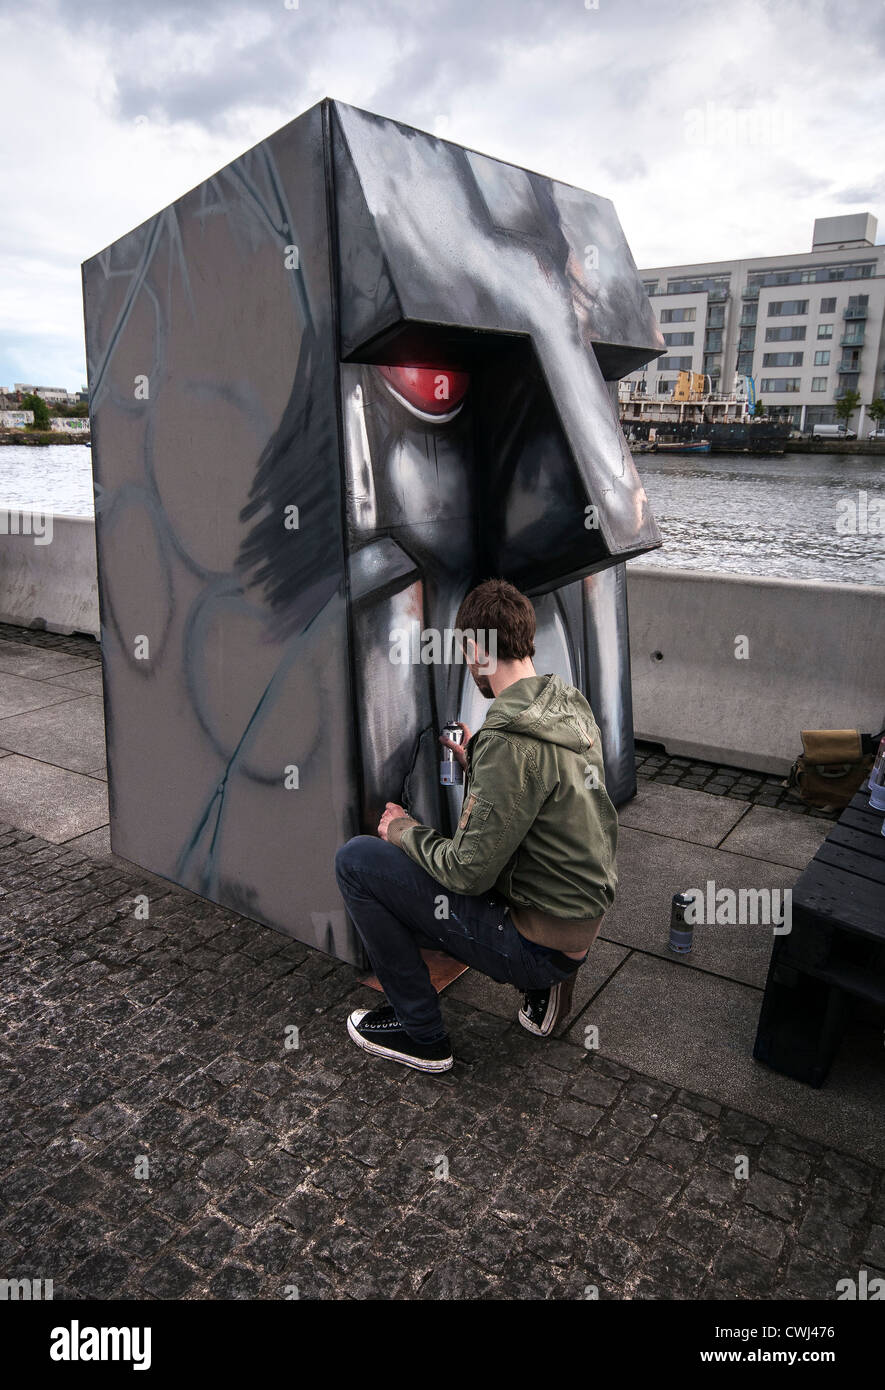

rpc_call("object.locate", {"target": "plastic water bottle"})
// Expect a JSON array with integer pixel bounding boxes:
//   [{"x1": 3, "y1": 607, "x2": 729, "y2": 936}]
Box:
[{"x1": 869, "y1": 737, "x2": 885, "y2": 811}]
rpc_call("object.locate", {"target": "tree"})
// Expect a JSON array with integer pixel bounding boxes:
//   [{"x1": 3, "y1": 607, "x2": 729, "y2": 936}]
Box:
[
  {"x1": 21, "y1": 392, "x2": 50, "y2": 429},
  {"x1": 752, "y1": 399, "x2": 766, "y2": 417},
  {"x1": 835, "y1": 388, "x2": 861, "y2": 424},
  {"x1": 868, "y1": 396, "x2": 885, "y2": 427}
]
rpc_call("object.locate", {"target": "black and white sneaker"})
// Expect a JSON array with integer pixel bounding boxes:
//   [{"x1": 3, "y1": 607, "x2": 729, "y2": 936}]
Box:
[
  {"x1": 518, "y1": 977, "x2": 577, "y2": 1037},
  {"x1": 347, "y1": 1004, "x2": 453, "y2": 1072}
]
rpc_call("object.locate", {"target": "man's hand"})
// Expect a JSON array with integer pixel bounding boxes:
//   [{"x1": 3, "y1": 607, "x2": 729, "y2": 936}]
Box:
[
  {"x1": 378, "y1": 801, "x2": 409, "y2": 841},
  {"x1": 439, "y1": 722, "x2": 472, "y2": 771}
]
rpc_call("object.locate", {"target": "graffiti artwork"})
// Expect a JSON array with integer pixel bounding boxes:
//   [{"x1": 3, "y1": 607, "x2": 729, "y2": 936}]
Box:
[{"x1": 82, "y1": 100, "x2": 664, "y2": 966}]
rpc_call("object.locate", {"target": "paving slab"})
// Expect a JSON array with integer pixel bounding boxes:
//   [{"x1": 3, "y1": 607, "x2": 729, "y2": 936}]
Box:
[
  {"x1": 564, "y1": 952, "x2": 885, "y2": 1167},
  {"x1": 0, "y1": 692, "x2": 105, "y2": 772},
  {"x1": 63, "y1": 824, "x2": 112, "y2": 858},
  {"x1": 0, "y1": 671, "x2": 85, "y2": 719},
  {"x1": 447, "y1": 936, "x2": 630, "y2": 1023},
  {"x1": 0, "y1": 695, "x2": 106, "y2": 774},
  {"x1": 0, "y1": 755, "x2": 109, "y2": 842},
  {"x1": 0, "y1": 637, "x2": 96, "y2": 681},
  {"x1": 46, "y1": 665, "x2": 105, "y2": 696},
  {"x1": 618, "y1": 781, "x2": 749, "y2": 846},
  {"x1": 600, "y1": 826, "x2": 796, "y2": 989},
  {"x1": 719, "y1": 804, "x2": 832, "y2": 870}
]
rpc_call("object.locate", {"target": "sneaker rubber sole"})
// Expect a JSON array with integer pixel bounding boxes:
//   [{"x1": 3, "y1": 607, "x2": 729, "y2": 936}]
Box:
[
  {"x1": 346, "y1": 1011, "x2": 454, "y2": 1072},
  {"x1": 518, "y1": 976, "x2": 576, "y2": 1037}
]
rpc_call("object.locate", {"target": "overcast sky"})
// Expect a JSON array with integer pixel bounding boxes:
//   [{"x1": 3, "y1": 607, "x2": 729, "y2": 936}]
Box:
[{"x1": 3, "y1": 0, "x2": 883, "y2": 390}]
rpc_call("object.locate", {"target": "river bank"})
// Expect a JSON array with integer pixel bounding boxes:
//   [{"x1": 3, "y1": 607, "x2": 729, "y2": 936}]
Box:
[
  {"x1": 0, "y1": 430, "x2": 89, "y2": 445},
  {"x1": 783, "y1": 438, "x2": 885, "y2": 454}
]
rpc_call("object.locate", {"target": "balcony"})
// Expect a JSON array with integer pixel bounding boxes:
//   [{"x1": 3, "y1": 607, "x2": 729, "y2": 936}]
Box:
[
  {"x1": 840, "y1": 332, "x2": 865, "y2": 347},
  {"x1": 741, "y1": 286, "x2": 760, "y2": 300},
  {"x1": 708, "y1": 288, "x2": 729, "y2": 303},
  {"x1": 843, "y1": 306, "x2": 868, "y2": 320}
]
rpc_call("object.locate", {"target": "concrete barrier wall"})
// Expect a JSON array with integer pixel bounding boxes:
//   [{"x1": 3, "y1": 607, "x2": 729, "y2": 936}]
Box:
[
  {"x1": 0, "y1": 514, "x2": 99, "y2": 638},
  {"x1": 627, "y1": 565, "x2": 885, "y2": 774}
]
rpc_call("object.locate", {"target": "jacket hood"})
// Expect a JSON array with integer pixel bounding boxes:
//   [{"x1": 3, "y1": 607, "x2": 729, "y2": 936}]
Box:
[{"x1": 479, "y1": 672, "x2": 597, "y2": 754}]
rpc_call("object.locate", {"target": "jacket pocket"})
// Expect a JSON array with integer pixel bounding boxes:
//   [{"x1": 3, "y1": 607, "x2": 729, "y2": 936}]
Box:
[{"x1": 452, "y1": 794, "x2": 493, "y2": 865}]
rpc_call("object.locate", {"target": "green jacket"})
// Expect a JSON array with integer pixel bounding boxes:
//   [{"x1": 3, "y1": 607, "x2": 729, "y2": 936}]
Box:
[{"x1": 388, "y1": 673, "x2": 618, "y2": 935}]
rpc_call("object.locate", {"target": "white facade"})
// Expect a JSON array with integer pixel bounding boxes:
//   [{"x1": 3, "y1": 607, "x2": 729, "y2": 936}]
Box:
[
  {"x1": 13, "y1": 383, "x2": 79, "y2": 405},
  {"x1": 626, "y1": 214, "x2": 885, "y2": 431}
]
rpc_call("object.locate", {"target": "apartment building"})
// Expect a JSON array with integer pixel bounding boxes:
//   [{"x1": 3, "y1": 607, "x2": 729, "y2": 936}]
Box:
[{"x1": 625, "y1": 213, "x2": 885, "y2": 431}]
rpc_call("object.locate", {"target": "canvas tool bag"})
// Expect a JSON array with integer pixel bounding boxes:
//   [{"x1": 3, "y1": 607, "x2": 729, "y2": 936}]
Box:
[{"x1": 783, "y1": 728, "x2": 882, "y2": 810}]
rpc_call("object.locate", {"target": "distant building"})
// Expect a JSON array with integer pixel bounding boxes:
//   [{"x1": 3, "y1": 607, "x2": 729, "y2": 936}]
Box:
[
  {"x1": 625, "y1": 213, "x2": 885, "y2": 432},
  {"x1": 14, "y1": 383, "x2": 81, "y2": 405}
]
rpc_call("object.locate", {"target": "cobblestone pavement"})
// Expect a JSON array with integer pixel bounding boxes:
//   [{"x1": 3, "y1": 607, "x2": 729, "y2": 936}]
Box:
[
  {"x1": 635, "y1": 742, "x2": 840, "y2": 821},
  {"x1": 2, "y1": 819, "x2": 883, "y2": 1301},
  {"x1": 0, "y1": 621, "x2": 101, "y2": 662}
]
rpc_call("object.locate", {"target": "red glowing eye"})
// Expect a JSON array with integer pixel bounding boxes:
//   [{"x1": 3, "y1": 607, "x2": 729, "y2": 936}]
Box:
[{"x1": 378, "y1": 366, "x2": 469, "y2": 416}]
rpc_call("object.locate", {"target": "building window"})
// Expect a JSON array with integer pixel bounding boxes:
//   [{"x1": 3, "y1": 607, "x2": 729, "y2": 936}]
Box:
[
  {"x1": 762, "y1": 352, "x2": 803, "y2": 368},
  {"x1": 814, "y1": 350, "x2": 830, "y2": 366},
  {"x1": 759, "y1": 378, "x2": 801, "y2": 392},
  {"x1": 768, "y1": 300, "x2": 808, "y2": 317},
  {"x1": 820, "y1": 297, "x2": 836, "y2": 314},
  {"x1": 657, "y1": 379, "x2": 673, "y2": 394},
  {"x1": 736, "y1": 352, "x2": 754, "y2": 375},
  {"x1": 656, "y1": 357, "x2": 693, "y2": 371},
  {"x1": 765, "y1": 326, "x2": 806, "y2": 342},
  {"x1": 707, "y1": 306, "x2": 726, "y2": 329},
  {"x1": 817, "y1": 324, "x2": 834, "y2": 338},
  {"x1": 747, "y1": 264, "x2": 873, "y2": 287},
  {"x1": 659, "y1": 308, "x2": 696, "y2": 323},
  {"x1": 666, "y1": 276, "x2": 730, "y2": 294},
  {"x1": 811, "y1": 377, "x2": 828, "y2": 392},
  {"x1": 663, "y1": 332, "x2": 694, "y2": 346},
  {"x1": 705, "y1": 329, "x2": 723, "y2": 352},
  {"x1": 643, "y1": 281, "x2": 658, "y2": 295}
]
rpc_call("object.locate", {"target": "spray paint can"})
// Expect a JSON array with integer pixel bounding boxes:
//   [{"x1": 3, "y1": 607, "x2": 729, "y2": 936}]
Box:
[
  {"x1": 668, "y1": 892, "x2": 695, "y2": 954},
  {"x1": 440, "y1": 721, "x2": 464, "y2": 786},
  {"x1": 868, "y1": 736, "x2": 885, "y2": 812}
]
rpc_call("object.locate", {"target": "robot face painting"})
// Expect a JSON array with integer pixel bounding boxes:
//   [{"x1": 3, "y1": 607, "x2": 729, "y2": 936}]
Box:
[{"x1": 82, "y1": 99, "x2": 664, "y2": 966}]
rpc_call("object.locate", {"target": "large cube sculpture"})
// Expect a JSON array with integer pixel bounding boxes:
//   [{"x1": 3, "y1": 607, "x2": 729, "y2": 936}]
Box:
[{"x1": 82, "y1": 99, "x2": 664, "y2": 966}]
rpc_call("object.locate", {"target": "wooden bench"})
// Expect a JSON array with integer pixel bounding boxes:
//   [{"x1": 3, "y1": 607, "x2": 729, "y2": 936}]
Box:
[{"x1": 753, "y1": 790, "x2": 885, "y2": 1087}]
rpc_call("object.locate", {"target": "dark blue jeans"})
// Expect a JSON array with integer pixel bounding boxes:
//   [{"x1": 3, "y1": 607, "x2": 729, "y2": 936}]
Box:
[{"x1": 334, "y1": 835, "x2": 582, "y2": 1043}]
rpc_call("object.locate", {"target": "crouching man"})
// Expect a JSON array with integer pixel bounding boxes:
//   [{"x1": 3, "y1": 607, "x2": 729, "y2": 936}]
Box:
[{"x1": 334, "y1": 578, "x2": 618, "y2": 1073}]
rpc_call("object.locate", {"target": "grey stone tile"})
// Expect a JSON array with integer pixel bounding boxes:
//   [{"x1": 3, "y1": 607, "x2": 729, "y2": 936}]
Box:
[
  {"x1": 45, "y1": 666, "x2": 105, "y2": 696},
  {"x1": 600, "y1": 826, "x2": 796, "y2": 988},
  {"x1": 0, "y1": 672, "x2": 85, "y2": 719},
  {"x1": 564, "y1": 953, "x2": 885, "y2": 1167},
  {"x1": 0, "y1": 755, "x2": 109, "y2": 842},
  {"x1": 0, "y1": 638, "x2": 97, "y2": 681},
  {"x1": 64, "y1": 824, "x2": 113, "y2": 858},
  {"x1": 719, "y1": 805, "x2": 830, "y2": 871},
  {"x1": 618, "y1": 782, "x2": 748, "y2": 847},
  {"x1": 0, "y1": 695, "x2": 105, "y2": 774},
  {"x1": 447, "y1": 937, "x2": 630, "y2": 1022}
]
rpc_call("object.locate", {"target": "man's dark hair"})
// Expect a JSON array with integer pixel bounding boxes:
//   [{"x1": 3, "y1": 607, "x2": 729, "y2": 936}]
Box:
[{"x1": 455, "y1": 578, "x2": 536, "y2": 661}]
